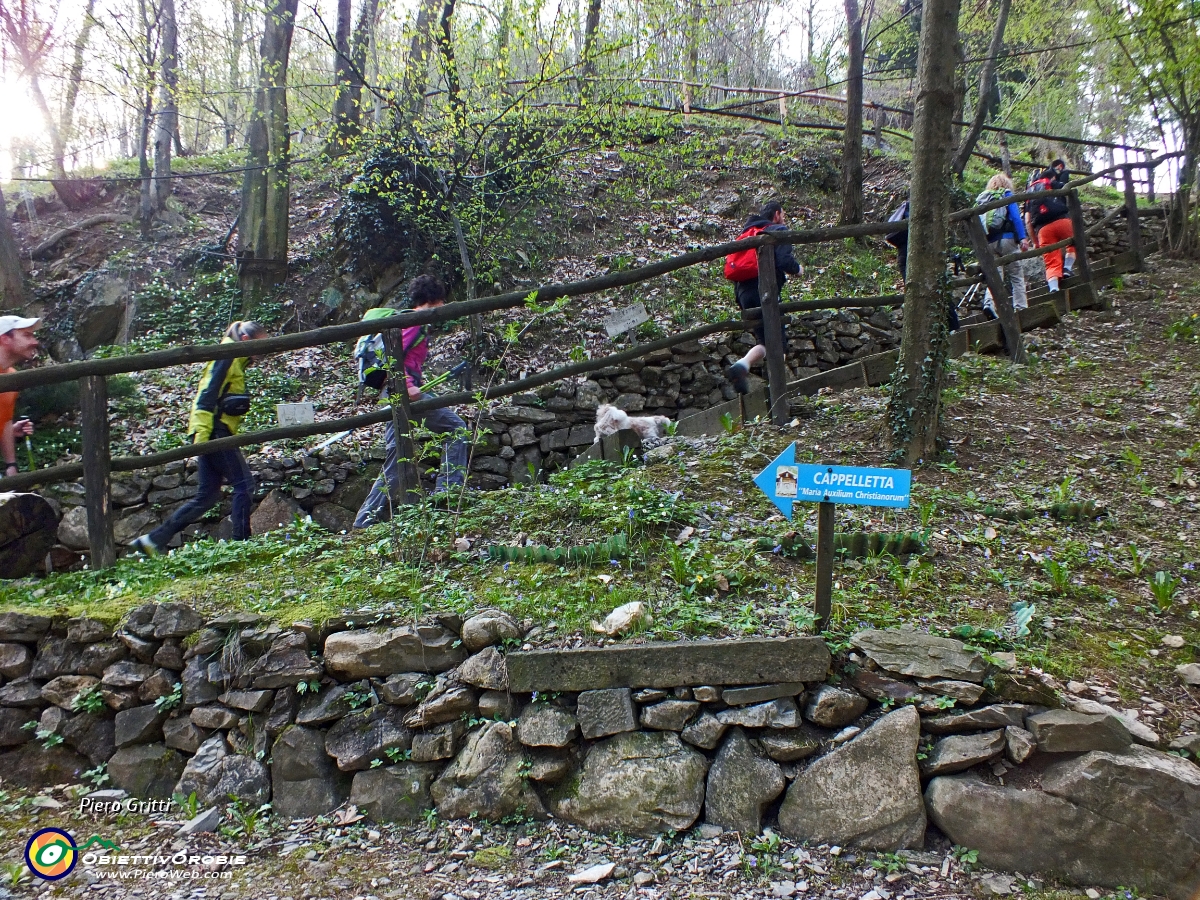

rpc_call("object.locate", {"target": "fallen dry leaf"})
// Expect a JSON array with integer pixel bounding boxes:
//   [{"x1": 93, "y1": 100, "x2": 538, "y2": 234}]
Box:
[{"x1": 333, "y1": 805, "x2": 363, "y2": 825}]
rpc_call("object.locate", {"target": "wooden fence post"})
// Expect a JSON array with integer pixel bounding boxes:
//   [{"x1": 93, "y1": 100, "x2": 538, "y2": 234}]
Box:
[
  {"x1": 815, "y1": 499, "x2": 835, "y2": 631},
  {"x1": 382, "y1": 329, "x2": 421, "y2": 507},
  {"x1": 1066, "y1": 190, "x2": 1098, "y2": 309},
  {"x1": 965, "y1": 216, "x2": 1026, "y2": 363},
  {"x1": 756, "y1": 246, "x2": 789, "y2": 425},
  {"x1": 1123, "y1": 165, "x2": 1143, "y2": 271},
  {"x1": 79, "y1": 376, "x2": 116, "y2": 569}
]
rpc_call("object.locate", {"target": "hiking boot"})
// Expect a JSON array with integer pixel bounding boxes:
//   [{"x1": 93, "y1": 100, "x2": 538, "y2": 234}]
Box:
[
  {"x1": 130, "y1": 535, "x2": 161, "y2": 557},
  {"x1": 725, "y1": 362, "x2": 751, "y2": 395}
]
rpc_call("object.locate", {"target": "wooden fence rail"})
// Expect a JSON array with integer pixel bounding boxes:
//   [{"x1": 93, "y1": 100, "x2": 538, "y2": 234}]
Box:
[
  {"x1": 0, "y1": 295, "x2": 904, "y2": 493},
  {"x1": 0, "y1": 153, "x2": 1172, "y2": 567}
]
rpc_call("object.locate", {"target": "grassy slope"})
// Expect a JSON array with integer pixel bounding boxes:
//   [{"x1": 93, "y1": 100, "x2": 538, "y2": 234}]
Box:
[{"x1": 3, "y1": 255, "x2": 1198, "y2": 741}]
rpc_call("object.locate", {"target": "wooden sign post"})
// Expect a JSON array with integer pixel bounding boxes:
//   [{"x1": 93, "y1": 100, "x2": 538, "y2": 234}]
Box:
[{"x1": 755, "y1": 443, "x2": 911, "y2": 631}]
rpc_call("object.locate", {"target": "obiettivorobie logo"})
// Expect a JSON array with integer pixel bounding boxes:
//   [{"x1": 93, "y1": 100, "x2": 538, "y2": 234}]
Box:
[{"x1": 25, "y1": 829, "x2": 119, "y2": 880}]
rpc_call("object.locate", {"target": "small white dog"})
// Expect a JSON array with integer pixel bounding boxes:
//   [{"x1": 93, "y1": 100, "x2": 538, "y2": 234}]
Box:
[{"x1": 594, "y1": 404, "x2": 672, "y2": 443}]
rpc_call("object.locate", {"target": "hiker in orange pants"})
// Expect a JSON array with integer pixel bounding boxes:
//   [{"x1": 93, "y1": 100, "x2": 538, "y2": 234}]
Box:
[
  {"x1": 1036, "y1": 216, "x2": 1074, "y2": 292},
  {"x1": 1024, "y1": 159, "x2": 1076, "y2": 293}
]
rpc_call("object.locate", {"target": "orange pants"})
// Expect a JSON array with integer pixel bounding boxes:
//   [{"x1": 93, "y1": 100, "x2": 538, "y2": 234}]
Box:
[{"x1": 1036, "y1": 216, "x2": 1075, "y2": 282}]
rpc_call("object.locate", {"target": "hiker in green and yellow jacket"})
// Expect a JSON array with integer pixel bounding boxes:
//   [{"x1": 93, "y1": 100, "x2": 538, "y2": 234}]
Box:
[{"x1": 132, "y1": 321, "x2": 267, "y2": 554}]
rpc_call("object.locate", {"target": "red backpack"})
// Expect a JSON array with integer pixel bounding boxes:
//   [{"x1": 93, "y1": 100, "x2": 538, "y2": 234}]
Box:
[
  {"x1": 1024, "y1": 176, "x2": 1069, "y2": 226},
  {"x1": 723, "y1": 226, "x2": 766, "y2": 281}
]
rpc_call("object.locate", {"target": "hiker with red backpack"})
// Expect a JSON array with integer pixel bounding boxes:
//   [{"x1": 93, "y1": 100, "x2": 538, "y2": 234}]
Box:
[
  {"x1": 1024, "y1": 159, "x2": 1075, "y2": 293},
  {"x1": 722, "y1": 201, "x2": 802, "y2": 394}
]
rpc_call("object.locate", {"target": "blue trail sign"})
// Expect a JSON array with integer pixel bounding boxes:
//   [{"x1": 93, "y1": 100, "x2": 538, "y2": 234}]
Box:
[{"x1": 754, "y1": 444, "x2": 911, "y2": 519}]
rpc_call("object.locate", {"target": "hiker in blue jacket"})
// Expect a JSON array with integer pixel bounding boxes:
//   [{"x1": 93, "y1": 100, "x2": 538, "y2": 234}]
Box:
[{"x1": 976, "y1": 173, "x2": 1030, "y2": 318}]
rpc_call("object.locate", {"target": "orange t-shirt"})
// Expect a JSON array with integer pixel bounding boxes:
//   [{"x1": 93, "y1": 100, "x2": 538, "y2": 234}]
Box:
[{"x1": 0, "y1": 367, "x2": 15, "y2": 428}]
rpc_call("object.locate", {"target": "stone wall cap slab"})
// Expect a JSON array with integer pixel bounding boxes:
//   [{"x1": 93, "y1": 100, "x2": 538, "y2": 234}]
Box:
[
  {"x1": 851, "y1": 628, "x2": 987, "y2": 683},
  {"x1": 507, "y1": 637, "x2": 830, "y2": 692}
]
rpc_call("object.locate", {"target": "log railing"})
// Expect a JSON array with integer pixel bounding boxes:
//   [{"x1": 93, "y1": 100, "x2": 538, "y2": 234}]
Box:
[{"x1": 0, "y1": 153, "x2": 1170, "y2": 566}]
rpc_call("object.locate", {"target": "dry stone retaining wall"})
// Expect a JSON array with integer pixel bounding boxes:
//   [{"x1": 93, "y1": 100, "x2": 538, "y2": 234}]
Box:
[{"x1": 0, "y1": 608, "x2": 1195, "y2": 898}]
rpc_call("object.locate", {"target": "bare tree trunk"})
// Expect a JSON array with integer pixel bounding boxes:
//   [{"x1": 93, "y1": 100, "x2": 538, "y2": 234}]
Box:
[
  {"x1": 950, "y1": 72, "x2": 966, "y2": 154},
  {"x1": 580, "y1": 0, "x2": 602, "y2": 99},
  {"x1": 371, "y1": 17, "x2": 383, "y2": 125},
  {"x1": 135, "y1": 0, "x2": 157, "y2": 236},
  {"x1": 340, "y1": 0, "x2": 381, "y2": 137},
  {"x1": 137, "y1": 91, "x2": 154, "y2": 238},
  {"x1": 398, "y1": 0, "x2": 442, "y2": 123},
  {"x1": 152, "y1": 0, "x2": 178, "y2": 210},
  {"x1": 999, "y1": 131, "x2": 1011, "y2": 177},
  {"x1": 0, "y1": 185, "x2": 26, "y2": 311},
  {"x1": 885, "y1": 0, "x2": 961, "y2": 465},
  {"x1": 839, "y1": 0, "x2": 863, "y2": 225},
  {"x1": 238, "y1": 0, "x2": 298, "y2": 304},
  {"x1": 0, "y1": 3, "x2": 67, "y2": 185},
  {"x1": 225, "y1": 0, "x2": 246, "y2": 147},
  {"x1": 806, "y1": 0, "x2": 815, "y2": 75},
  {"x1": 1168, "y1": 114, "x2": 1200, "y2": 256},
  {"x1": 495, "y1": 0, "x2": 512, "y2": 57},
  {"x1": 683, "y1": 0, "x2": 700, "y2": 110},
  {"x1": 27, "y1": 76, "x2": 67, "y2": 179},
  {"x1": 327, "y1": 0, "x2": 354, "y2": 154},
  {"x1": 61, "y1": 0, "x2": 98, "y2": 149},
  {"x1": 438, "y1": 0, "x2": 465, "y2": 123},
  {"x1": 951, "y1": 0, "x2": 1010, "y2": 177}
]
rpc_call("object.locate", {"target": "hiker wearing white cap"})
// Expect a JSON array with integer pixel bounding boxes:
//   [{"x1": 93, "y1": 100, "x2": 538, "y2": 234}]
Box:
[{"x1": 0, "y1": 315, "x2": 41, "y2": 478}]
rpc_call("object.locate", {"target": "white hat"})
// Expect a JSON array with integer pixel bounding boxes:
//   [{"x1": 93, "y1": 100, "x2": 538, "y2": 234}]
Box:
[{"x1": 0, "y1": 316, "x2": 41, "y2": 336}]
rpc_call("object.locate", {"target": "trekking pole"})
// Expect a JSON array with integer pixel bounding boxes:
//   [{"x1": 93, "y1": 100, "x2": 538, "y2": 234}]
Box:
[
  {"x1": 313, "y1": 430, "x2": 354, "y2": 452},
  {"x1": 14, "y1": 420, "x2": 34, "y2": 470}
]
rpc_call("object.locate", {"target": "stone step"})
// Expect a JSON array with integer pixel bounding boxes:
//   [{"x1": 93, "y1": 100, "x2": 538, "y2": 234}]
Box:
[{"x1": 506, "y1": 636, "x2": 831, "y2": 692}]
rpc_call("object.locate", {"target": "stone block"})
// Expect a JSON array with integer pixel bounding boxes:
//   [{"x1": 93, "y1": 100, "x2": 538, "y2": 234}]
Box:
[
  {"x1": 324, "y1": 625, "x2": 464, "y2": 679},
  {"x1": 778, "y1": 707, "x2": 925, "y2": 850},
  {"x1": 641, "y1": 700, "x2": 700, "y2": 732},
  {"x1": 550, "y1": 731, "x2": 707, "y2": 834},
  {"x1": 717, "y1": 698, "x2": 800, "y2": 730},
  {"x1": 705, "y1": 728, "x2": 784, "y2": 834},
  {"x1": 114, "y1": 705, "x2": 167, "y2": 747},
  {"x1": 1027, "y1": 710, "x2": 1132, "y2": 753},
  {"x1": 351, "y1": 763, "x2": 441, "y2": 822},
  {"x1": 431, "y1": 721, "x2": 546, "y2": 822},
  {"x1": 576, "y1": 688, "x2": 637, "y2": 740},
  {"x1": 922, "y1": 704, "x2": 1028, "y2": 734},
  {"x1": 516, "y1": 704, "x2": 578, "y2": 747},
  {"x1": 850, "y1": 628, "x2": 987, "y2": 682},
  {"x1": 0, "y1": 642, "x2": 32, "y2": 679},
  {"x1": 507, "y1": 637, "x2": 830, "y2": 692},
  {"x1": 803, "y1": 685, "x2": 868, "y2": 728},
  {"x1": 723, "y1": 683, "x2": 805, "y2": 707},
  {"x1": 920, "y1": 730, "x2": 1006, "y2": 777},
  {"x1": 108, "y1": 743, "x2": 185, "y2": 799}
]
